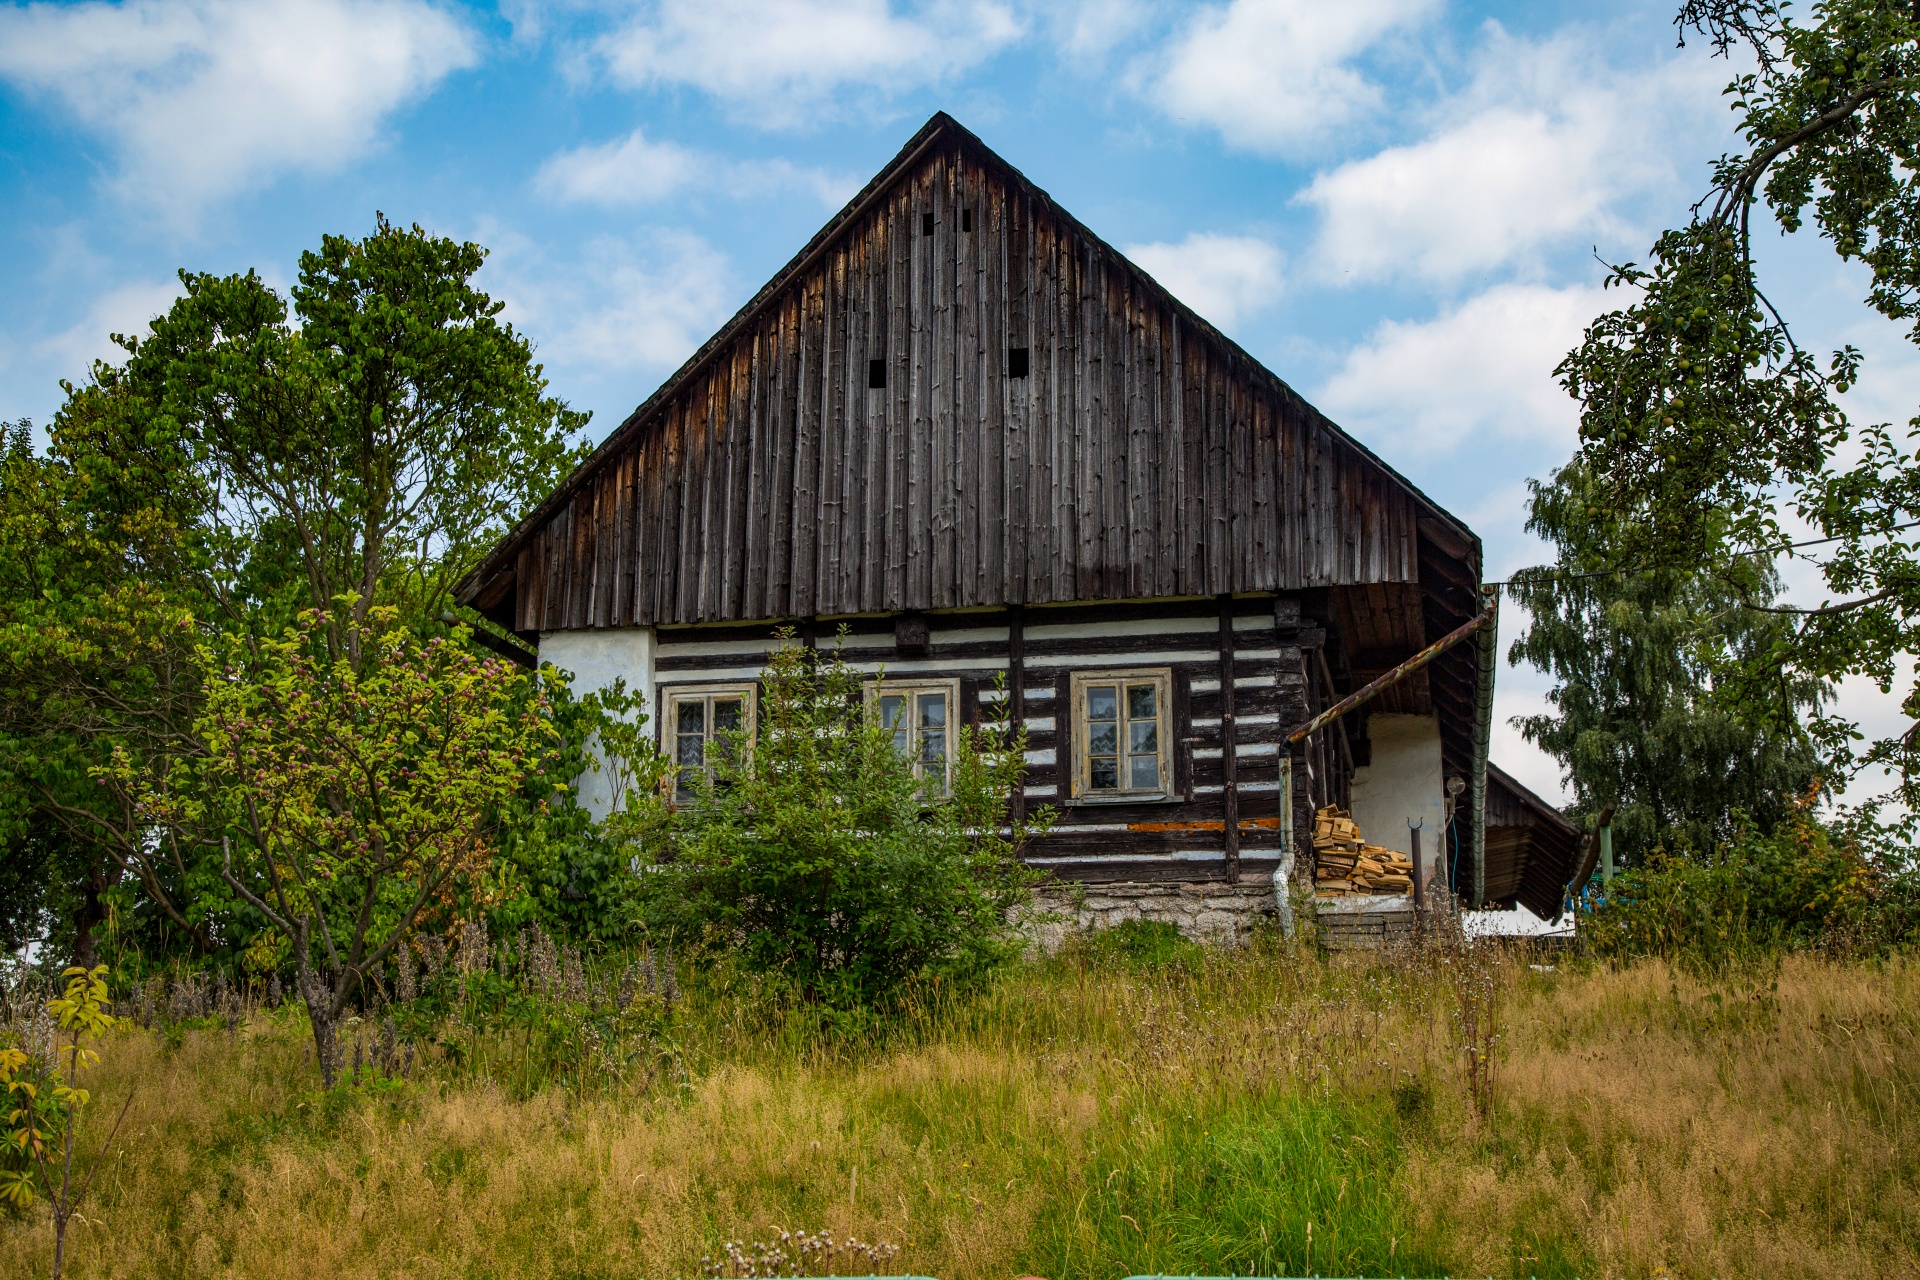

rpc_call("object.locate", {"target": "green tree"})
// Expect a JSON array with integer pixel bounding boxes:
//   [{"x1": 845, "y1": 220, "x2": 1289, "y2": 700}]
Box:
[
  {"x1": 1510, "y1": 464, "x2": 1827, "y2": 863},
  {"x1": 132, "y1": 607, "x2": 560, "y2": 1084},
  {"x1": 0, "y1": 406, "x2": 215, "y2": 960},
  {"x1": 111, "y1": 214, "x2": 588, "y2": 650},
  {"x1": 2, "y1": 217, "x2": 590, "y2": 964},
  {"x1": 633, "y1": 638, "x2": 1048, "y2": 1009},
  {"x1": 464, "y1": 674, "x2": 669, "y2": 945},
  {"x1": 1557, "y1": 1, "x2": 1920, "y2": 810}
]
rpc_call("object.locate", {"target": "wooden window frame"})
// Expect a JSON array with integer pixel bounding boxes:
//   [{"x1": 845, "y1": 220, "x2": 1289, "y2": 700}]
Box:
[
  {"x1": 659, "y1": 682, "x2": 758, "y2": 803},
  {"x1": 1067, "y1": 668, "x2": 1175, "y2": 803},
  {"x1": 865, "y1": 678, "x2": 962, "y2": 796}
]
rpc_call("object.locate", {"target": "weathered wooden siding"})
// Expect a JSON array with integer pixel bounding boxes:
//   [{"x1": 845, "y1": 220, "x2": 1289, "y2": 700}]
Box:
[
  {"x1": 648, "y1": 596, "x2": 1313, "y2": 882},
  {"x1": 501, "y1": 133, "x2": 1424, "y2": 633}
]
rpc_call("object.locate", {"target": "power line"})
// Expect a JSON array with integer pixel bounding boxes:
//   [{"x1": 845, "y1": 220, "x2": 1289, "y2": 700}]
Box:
[{"x1": 1486, "y1": 518, "x2": 1920, "y2": 590}]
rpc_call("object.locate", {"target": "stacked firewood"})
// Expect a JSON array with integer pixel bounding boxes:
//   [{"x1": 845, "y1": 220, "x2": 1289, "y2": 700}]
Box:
[{"x1": 1312, "y1": 806, "x2": 1414, "y2": 897}]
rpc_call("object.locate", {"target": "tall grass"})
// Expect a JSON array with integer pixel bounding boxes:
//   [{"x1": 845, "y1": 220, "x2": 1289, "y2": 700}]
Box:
[{"x1": 1, "y1": 938, "x2": 1914, "y2": 1280}]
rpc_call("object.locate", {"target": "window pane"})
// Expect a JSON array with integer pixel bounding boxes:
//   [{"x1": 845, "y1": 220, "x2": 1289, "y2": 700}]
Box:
[
  {"x1": 1087, "y1": 722, "x2": 1117, "y2": 754},
  {"x1": 676, "y1": 701, "x2": 705, "y2": 735},
  {"x1": 1127, "y1": 683, "x2": 1157, "y2": 720},
  {"x1": 712, "y1": 698, "x2": 743, "y2": 733},
  {"x1": 878, "y1": 695, "x2": 908, "y2": 753},
  {"x1": 1090, "y1": 757, "x2": 1118, "y2": 790},
  {"x1": 676, "y1": 734, "x2": 705, "y2": 768},
  {"x1": 1129, "y1": 720, "x2": 1157, "y2": 754},
  {"x1": 917, "y1": 692, "x2": 947, "y2": 728},
  {"x1": 1129, "y1": 754, "x2": 1160, "y2": 790},
  {"x1": 1087, "y1": 686, "x2": 1117, "y2": 721},
  {"x1": 921, "y1": 729, "x2": 945, "y2": 766}
]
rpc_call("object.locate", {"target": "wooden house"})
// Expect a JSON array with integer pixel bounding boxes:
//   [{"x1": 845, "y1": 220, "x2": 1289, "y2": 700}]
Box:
[{"x1": 456, "y1": 113, "x2": 1580, "y2": 938}]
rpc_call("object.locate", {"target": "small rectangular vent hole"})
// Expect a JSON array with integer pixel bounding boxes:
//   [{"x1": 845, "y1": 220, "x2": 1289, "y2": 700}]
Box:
[
  {"x1": 961, "y1": 208, "x2": 973, "y2": 233},
  {"x1": 868, "y1": 358, "x2": 887, "y2": 390},
  {"x1": 1008, "y1": 347, "x2": 1030, "y2": 378},
  {"x1": 922, "y1": 212, "x2": 934, "y2": 235}
]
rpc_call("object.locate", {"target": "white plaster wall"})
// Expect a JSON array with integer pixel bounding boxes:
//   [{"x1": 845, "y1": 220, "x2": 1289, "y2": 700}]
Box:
[
  {"x1": 538, "y1": 628, "x2": 656, "y2": 820},
  {"x1": 1347, "y1": 713, "x2": 1446, "y2": 887}
]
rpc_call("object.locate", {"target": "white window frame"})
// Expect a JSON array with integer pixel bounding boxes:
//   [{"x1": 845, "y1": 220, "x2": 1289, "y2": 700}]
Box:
[
  {"x1": 865, "y1": 678, "x2": 962, "y2": 796},
  {"x1": 659, "y1": 682, "x2": 758, "y2": 803},
  {"x1": 1068, "y1": 668, "x2": 1174, "y2": 802}
]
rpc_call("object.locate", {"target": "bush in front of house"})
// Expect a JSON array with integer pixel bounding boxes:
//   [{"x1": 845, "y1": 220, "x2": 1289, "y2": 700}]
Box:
[
  {"x1": 1582, "y1": 799, "x2": 1920, "y2": 966},
  {"x1": 635, "y1": 635, "x2": 1049, "y2": 1009}
]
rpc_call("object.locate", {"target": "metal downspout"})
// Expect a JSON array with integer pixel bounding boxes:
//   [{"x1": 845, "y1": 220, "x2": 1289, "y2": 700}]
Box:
[
  {"x1": 1469, "y1": 585, "x2": 1499, "y2": 907},
  {"x1": 1275, "y1": 756, "x2": 1295, "y2": 937}
]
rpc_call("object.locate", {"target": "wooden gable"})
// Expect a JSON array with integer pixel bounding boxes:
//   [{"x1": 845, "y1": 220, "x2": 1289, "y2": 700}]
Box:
[{"x1": 459, "y1": 113, "x2": 1476, "y2": 633}]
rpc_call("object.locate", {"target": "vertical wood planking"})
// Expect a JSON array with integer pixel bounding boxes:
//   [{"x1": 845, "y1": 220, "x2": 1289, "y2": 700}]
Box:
[
  {"x1": 954, "y1": 158, "x2": 979, "y2": 609},
  {"x1": 499, "y1": 135, "x2": 1440, "y2": 629},
  {"x1": 886, "y1": 187, "x2": 911, "y2": 609},
  {"x1": 930, "y1": 155, "x2": 955, "y2": 608}
]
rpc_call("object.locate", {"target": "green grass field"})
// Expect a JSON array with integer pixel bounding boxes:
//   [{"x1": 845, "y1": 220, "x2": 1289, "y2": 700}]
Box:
[{"x1": 2, "y1": 933, "x2": 1914, "y2": 1280}]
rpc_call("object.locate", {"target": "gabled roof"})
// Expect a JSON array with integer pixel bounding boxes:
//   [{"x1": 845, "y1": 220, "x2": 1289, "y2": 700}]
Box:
[
  {"x1": 457, "y1": 112, "x2": 1477, "y2": 610},
  {"x1": 1485, "y1": 761, "x2": 1585, "y2": 918}
]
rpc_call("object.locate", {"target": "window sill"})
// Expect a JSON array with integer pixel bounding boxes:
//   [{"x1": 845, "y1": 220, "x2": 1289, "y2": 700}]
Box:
[{"x1": 1063, "y1": 792, "x2": 1181, "y2": 807}]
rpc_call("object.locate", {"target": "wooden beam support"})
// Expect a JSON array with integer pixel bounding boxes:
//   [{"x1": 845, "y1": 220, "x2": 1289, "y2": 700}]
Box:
[
  {"x1": 1219, "y1": 594, "x2": 1239, "y2": 885},
  {"x1": 1009, "y1": 604, "x2": 1026, "y2": 824},
  {"x1": 1288, "y1": 602, "x2": 1496, "y2": 745}
]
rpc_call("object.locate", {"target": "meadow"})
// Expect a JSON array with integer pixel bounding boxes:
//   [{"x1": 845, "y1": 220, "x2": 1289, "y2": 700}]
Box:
[{"x1": 2, "y1": 934, "x2": 1914, "y2": 1280}]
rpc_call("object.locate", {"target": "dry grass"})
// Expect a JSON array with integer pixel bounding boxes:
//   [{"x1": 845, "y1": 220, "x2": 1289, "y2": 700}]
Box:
[{"x1": 1, "y1": 943, "x2": 1914, "y2": 1280}]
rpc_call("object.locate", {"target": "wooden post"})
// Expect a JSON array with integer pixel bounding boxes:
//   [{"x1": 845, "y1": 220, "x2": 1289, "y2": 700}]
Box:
[
  {"x1": 1219, "y1": 595, "x2": 1239, "y2": 885},
  {"x1": 1009, "y1": 604, "x2": 1026, "y2": 824},
  {"x1": 1409, "y1": 819, "x2": 1424, "y2": 910},
  {"x1": 1469, "y1": 586, "x2": 1499, "y2": 908}
]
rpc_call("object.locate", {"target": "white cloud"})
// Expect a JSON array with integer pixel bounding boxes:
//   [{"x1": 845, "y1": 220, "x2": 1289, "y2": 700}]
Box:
[
  {"x1": 1317, "y1": 282, "x2": 1604, "y2": 456},
  {"x1": 597, "y1": 0, "x2": 1021, "y2": 123},
  {"x1": 1300, "y1": 30, "x2": 1724, "y2": 284},
  {"x1": 1151, "y1": 0, "x2": 1437, "y2": 155},
  {"x1": 1031, "y1": 0, "x2": 1160, "y2": 64},
  {"x1": 1125, "y1": 232, "x2": 1284, "y2": 332},
  {"x1": 1494, "y1": 682, "x2": 1571, "y2": 807},
  {"x1": 536, "y1": 128, "x2": 857, "y2": 207},
  {"x1": 489, "y1": 230, "x2": 737, "y2": 376},
  {"x1": 0, "y1": 277, "x2": 184, "y2": 435},
  {"x1": 0, "y1": 0, "x2": 476, "y2": 219},
  {"x1": 38, "y1": 279, "x2": 187, "y2": 385},
  {"x1": 1303, "y1": 108, "x2": 1631, "y2": 284},
  {"x1": 537, "y1": 128, "x2": 704, "y2": 203}
]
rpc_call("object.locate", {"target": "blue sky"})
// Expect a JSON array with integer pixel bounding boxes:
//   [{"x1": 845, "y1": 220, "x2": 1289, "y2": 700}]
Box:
[{"x1": 1, "y1": 0, "x2": 1911, "y2": 811}]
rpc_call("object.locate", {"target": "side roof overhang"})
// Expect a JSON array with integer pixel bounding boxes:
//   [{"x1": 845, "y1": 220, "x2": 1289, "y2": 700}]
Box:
[{"x1": 1484, "y1": 761, "x2": 1585, "y2": 920}]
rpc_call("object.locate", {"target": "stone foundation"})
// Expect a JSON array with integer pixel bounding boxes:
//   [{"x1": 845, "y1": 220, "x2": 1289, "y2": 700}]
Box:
[{"x1": 1022, "y1": 880, "x2": 1281, "y2": 949}]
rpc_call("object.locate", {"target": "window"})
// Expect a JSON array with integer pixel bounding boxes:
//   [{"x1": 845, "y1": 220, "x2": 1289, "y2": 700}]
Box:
[
  {"x1": 960, "y1": 208, "x2": 973, "y2": 232},
  {"x1": 922, "y1": 211, "x2": 935, "y2": 236},
  {"x1": 1070, "y1": 669, "x2": 1172, "y2": 800},
  {"x1": 662, "y1": 684, "x2": 756, "y2": 803},
  {"x1": 868, "y1": 680, "x2": 960, "y2": 795},
  {"x1": 1007, "y1": 347, "x2": 1030, "y2": 378},
  {"x1": 868, "y1": 358, "x2": 887, "y2": 389}
]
